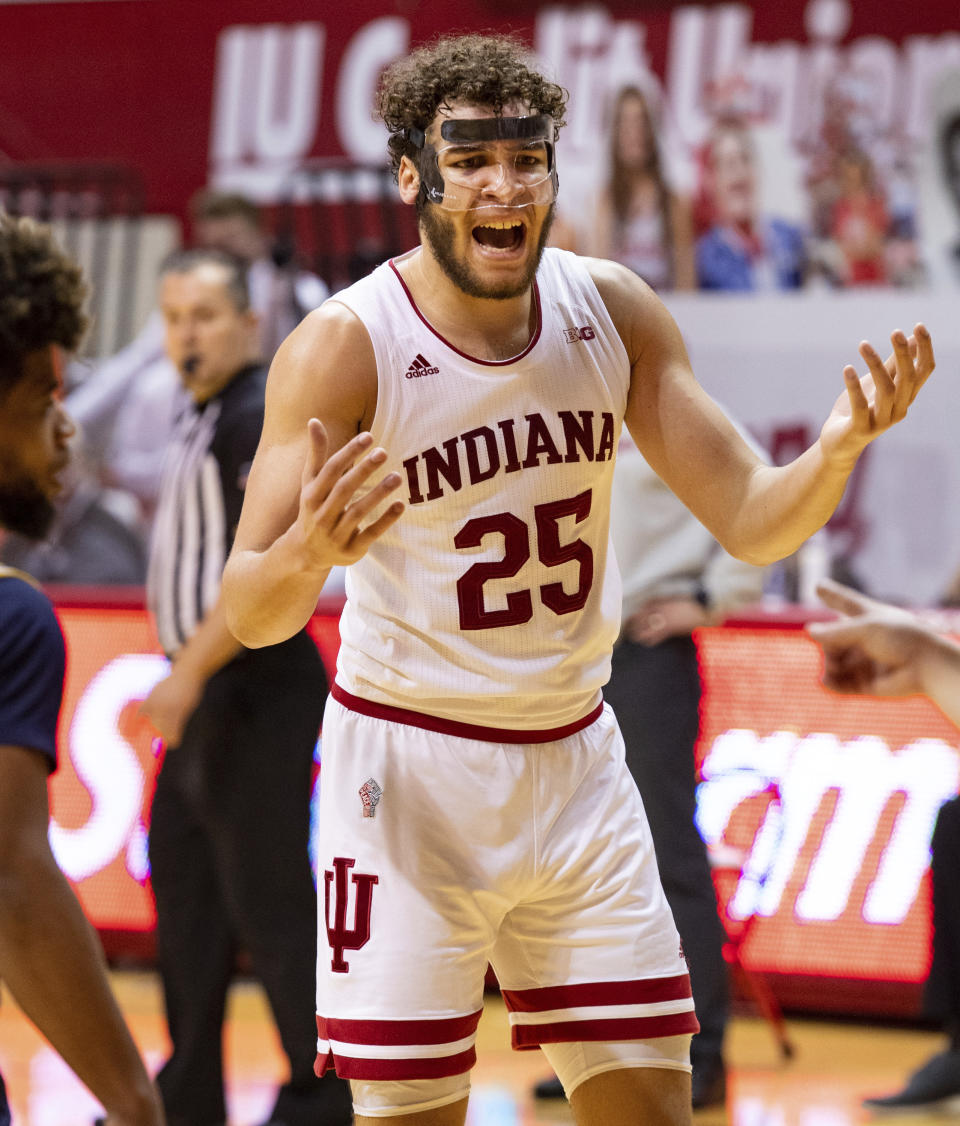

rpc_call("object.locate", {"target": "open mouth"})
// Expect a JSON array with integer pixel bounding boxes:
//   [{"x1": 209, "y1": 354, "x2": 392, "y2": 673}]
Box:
[{"x1": 472, "y1": 220, "x2": 526, "y2": 251}]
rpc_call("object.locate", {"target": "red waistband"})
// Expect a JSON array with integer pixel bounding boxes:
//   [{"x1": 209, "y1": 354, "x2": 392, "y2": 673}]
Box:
[{"x1": 330, "y1": 682, "x2": 604, "y2": 744}]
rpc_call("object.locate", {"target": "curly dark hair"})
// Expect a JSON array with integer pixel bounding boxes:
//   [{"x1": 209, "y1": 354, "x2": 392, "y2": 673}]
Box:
[
  {"x1": 0, "y1": 214, "x2": 87, "y2": 392},
  {"x1": 376, "y1": 33, "x2": 568, "y2": 179}
]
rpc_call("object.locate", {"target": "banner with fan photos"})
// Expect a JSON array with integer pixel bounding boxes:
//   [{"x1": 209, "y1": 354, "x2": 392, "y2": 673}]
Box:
[{"x1": 1, "y1": 0, "x2": 959, "y2": 294}]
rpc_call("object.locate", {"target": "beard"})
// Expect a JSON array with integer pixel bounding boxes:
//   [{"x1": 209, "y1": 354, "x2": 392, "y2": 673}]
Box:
[
  {"x1": 419, "y1": 202, "x2": 556, "y2": 300},
  {"x1": 0, "y1": 475, "x2": 56, "y2": 539}
]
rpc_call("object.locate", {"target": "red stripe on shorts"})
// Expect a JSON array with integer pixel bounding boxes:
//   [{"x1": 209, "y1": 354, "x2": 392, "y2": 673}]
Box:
[
  {"x1": 316, "y1": 1009, "x2": 482, "y2": 1046},
  {"x1": 315, "y1": 1047, "x2": 477, "y2": 1080},
  {"x1": 314, "y1": 1047, "x2": 335, "y2": 1077},
  {"x1": 511, "y1": 1010, "x2": 701, "y2": 1050},
  {"x1": 501, "y1": 974, "x2": 693, "y2": 1013},
  {"x1": 331, "y1": 681, "x2": 604, "y2": 744}
]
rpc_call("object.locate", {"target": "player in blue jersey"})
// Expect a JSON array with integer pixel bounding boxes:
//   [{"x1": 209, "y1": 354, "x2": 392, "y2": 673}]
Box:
[{"x1": 0, "y1": 214, "x2": 162, "y2": 1126}]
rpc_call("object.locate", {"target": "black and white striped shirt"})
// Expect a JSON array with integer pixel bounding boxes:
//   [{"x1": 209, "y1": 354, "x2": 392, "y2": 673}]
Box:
[{"x1": 147, "y1": 364, "x2": 267, "y2": 657}]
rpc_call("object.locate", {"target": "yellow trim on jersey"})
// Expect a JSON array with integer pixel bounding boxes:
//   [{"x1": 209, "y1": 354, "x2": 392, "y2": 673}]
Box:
[{"x1": 0, "y1": 564, "x2": 41, "y2": 590}]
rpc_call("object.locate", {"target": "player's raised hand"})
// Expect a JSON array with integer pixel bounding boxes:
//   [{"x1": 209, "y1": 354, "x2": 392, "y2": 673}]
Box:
[
  {"x1": 819, "y1": 323, "x2": 935, "y2": 465},
  {"x1": 807, "y1": 578, "x2": 929, "y2": 697},
  {"x1": 296, "y1": 418, "x2": 405, "y2": 570}
]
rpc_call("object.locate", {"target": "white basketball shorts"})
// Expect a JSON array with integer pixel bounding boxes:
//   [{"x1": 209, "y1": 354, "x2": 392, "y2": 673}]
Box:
[{"x1": 313, "y1": 687, "x2": 698, "y2": 1081}]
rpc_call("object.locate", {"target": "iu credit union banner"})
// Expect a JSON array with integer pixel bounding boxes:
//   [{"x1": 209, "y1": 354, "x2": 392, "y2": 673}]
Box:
[{"x1": 0, "y1": 0, "x2": 958, "y2": 270}]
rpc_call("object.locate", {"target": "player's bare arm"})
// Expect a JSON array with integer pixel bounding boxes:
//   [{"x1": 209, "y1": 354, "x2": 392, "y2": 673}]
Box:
[
  {"x1": 592, "y1": 259, "x2": 935, "y2": 564},
  {"x1": 0, "y1": 746, "x2": 162, "y2": 1125},
  {"x1": 222, "y1": 301, "x2": 404, "y2": 648}
]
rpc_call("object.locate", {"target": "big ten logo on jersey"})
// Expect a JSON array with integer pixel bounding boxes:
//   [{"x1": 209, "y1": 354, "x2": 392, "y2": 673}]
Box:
[
  {"x1": 563, "y1": 324, "x2": 596, "y2": 343},
  {"x1": 209, "y1": 18, "x2": 411, "y2": 198},
  {"x1": 324, "y1": 856, "x2": 379, "y2": 973}
]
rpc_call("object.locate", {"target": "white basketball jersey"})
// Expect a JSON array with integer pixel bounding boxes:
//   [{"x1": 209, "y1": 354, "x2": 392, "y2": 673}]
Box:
[{"x1": 332, "y1": 247, "x2": 631, "y2": 730}]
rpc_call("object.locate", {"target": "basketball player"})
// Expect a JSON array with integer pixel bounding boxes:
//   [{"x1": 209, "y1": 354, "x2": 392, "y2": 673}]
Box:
[
  {"x1": 221, "y1": 35, "x2": 934, "y2": 1126},
  {"x1": 0, "y1": 214, "x2": 163, "y2": 1124}
]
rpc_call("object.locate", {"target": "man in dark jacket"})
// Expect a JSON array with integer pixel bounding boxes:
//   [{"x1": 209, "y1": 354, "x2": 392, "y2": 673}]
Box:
[{"x1": 143, "y1": 247, "x2": 351, "y2": 1126}]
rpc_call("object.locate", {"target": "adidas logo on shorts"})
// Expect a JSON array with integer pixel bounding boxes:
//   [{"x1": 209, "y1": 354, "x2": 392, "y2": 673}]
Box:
[{"x1": 405, "y1": 353, "x2": 440, "y2": 379}]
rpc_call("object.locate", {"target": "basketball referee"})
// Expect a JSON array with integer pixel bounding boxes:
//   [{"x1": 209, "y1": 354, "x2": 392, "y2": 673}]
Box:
[{"x1": 143, "y1": 248, "x2": 351, "y2": 1126}]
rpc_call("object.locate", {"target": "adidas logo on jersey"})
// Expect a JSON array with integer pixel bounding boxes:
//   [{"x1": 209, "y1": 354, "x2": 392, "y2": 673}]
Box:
[{"x1": 405, "y1": 353, "x2": 440, "y2": 379}]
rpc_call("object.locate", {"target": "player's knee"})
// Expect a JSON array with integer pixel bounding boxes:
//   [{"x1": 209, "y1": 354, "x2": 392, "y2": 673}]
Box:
[
  {"x1": 350, "y1": 1075, "x2": 471, "y2": 1118},
  {"x1": 541, "y1": 1034, "x2": 692, "y2": 1098}
]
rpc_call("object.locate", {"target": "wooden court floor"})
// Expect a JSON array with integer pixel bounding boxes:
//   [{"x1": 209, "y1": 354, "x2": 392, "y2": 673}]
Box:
[{"x1": 0, "y1": 971, "x2": 949, "y2": 1125}]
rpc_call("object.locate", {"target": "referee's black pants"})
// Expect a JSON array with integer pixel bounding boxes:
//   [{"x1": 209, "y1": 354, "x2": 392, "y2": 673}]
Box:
[
  {"x1": 148, "y1": 632, "x2": 348, "y2": 1126},
  {"x1": 603, "y1": 635, "x2": 730, "y2": 1073},
  {"x1": 925, "y1": 795, "x2": 960, "y2": 1045}
]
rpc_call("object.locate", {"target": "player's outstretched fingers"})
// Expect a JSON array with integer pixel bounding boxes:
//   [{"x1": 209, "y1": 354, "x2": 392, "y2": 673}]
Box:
[
  {"x1": 857, "y1": 339, "x2": 895, "y2": 425},
  {"x1": 814, "y1": 578, "x2": 872, "y2": 619},
  {"x1": 302, "y1": 431, "x2": 376, "y2": 515},
  {"x1": 320, "y1": 442, "x2": 392, "y2": 521},
  {"x1": 350, "y1": 497, "x2": 406, "y2": 555},
  {"x1": 842, "y1": 363, "x2": 869, "y2": 429},
  {"x1": 330, "y1": 468, "x2": 405, "y2": 549},
  {"x1": 889, "y1": 330, "x2": 915, "y2": 417},
  {"x1": 302, "y1": 417, "x2": 330, "y2": 490},
  {"x1": 808, "y1": 617, "x2": 862, "y2": 647},
  {"x1": 907, "y1": 322, "x2": 935, "y2": 404}
]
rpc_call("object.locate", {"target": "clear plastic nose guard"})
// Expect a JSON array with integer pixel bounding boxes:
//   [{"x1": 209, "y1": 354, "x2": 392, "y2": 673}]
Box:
[{"x1": 408, "y1": 115, "x2": 558, "y2": 211}]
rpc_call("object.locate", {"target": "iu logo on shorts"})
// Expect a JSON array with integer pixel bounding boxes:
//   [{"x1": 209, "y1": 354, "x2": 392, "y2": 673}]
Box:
[{"x1": 323, "y1": 856, "x2": 379, "y2": 973}]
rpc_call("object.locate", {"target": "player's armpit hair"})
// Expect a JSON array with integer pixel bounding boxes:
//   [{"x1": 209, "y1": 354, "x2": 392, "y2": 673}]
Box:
[
  {"x1": 376, "y1": 33, "x2": 569, "y2": 181},
  {"x1": 0, "y1": 215, "x2": 87, "y2": 390}
]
